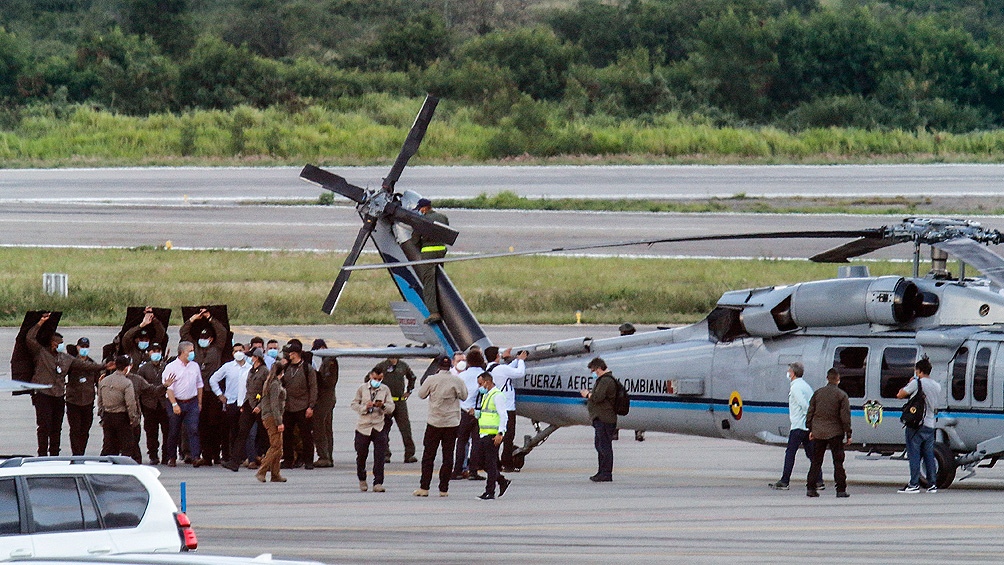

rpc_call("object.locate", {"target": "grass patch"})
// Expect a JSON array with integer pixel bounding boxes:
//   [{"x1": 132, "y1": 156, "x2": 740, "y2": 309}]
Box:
[{"x1": 0, "y1": 247, "x2": 909, "y2": 326}]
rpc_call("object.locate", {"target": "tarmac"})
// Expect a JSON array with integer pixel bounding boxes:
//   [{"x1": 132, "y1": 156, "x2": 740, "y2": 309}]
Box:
[{"x1": 2, "y1": 325, "x2": 1004, "y2": 563}]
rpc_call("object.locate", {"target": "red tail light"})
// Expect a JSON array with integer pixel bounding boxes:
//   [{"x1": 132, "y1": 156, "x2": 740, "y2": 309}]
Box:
[{"x1": 174, "y1": 512, "x2": 198, "y2": 551}]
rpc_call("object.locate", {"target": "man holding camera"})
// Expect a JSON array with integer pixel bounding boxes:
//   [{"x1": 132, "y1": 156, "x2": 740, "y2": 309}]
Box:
[{"x1": 351, "y1": 366, "x2": 395, "y2": 492}]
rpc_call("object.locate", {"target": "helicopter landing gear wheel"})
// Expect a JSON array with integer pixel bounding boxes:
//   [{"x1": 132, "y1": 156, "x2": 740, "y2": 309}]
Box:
[{"x1": 934, "y1": 442, "x2": 957, "y2": 489}]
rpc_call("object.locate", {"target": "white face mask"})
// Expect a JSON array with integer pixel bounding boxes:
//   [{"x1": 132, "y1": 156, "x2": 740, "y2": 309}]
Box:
[
  {"x1": 233, "y1": 352, "x2": 246, "y2": 362},
  {"x1": 455, "y1": 361, "x2": 467, "y2": 371}
]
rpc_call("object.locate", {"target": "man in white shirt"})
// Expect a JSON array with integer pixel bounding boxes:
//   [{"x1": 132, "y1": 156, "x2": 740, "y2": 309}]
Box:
[
  {"x1": 163, "y1": 341, "x2": 205, "y2": 467},
  {"x1": 210, "y1": 343, "x2": 252, "y2": 471},
  {"x1": 770, "y1": 362, "x2": 819, "y2": 490},
  {"x1": 485, "y1": 346, "x2": 527, "y2": 472}
]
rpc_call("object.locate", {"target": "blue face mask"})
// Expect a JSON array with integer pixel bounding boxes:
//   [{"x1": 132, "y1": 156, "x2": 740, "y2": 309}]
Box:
[
  {"x1": 478, "y1": 386, "x2": 488, "y2": 395},
  {"x1": 267, "y1": 349, "x2": 279, "y2": 359},
  {"x1": 187, "y1": 351, "x2": 196, "y2": 362},
  {"x1": 138, "y1": 341, "x2": 149, "y2": 351},
  {"x1": 370, "y1": 379, "x2": 382, "y2": 389},
  {"x1": 198, "y1": 339, "x2": 211, "y2": 348},
  {"x1": 591, "y1": 371, "x2": 597, "y2": 378},
  {"x1": 79, "y1": 348, "x2": 89, "y2": 358},
  {"x1": 56, "y1": 343, "x2": 66, "y2": 353},
  {"x1": 150, "y1": 352, "x2": 163, "y2": 362}
]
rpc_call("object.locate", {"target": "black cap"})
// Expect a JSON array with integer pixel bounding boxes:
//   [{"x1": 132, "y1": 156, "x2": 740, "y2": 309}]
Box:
[
  {"x1": 311, "y1": 338, "x2": 327, "y2": 351},
  {"x1": 285, "y1": 340, "x2": 303, "y2": 354},
  {"x1": 138, "y1": 329, "x2": 149, "y2": 338},
  {"x1": 149, "y1": 342, "x2": 163, "y2": 351},
  {"x1": 77, "y1": 337, "x2": 90, "y2": 347},
  {"x1": 415, "y1": 198, "x2": 432, "y2": 210},
  {"x1": 198, "y1": 328, "x2": 212, "y2": 338}
]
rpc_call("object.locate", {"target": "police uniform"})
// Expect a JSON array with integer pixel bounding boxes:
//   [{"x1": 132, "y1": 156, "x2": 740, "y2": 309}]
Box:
[{"x1": 373, "y1": 359, "x2": 416, "y2": 462}]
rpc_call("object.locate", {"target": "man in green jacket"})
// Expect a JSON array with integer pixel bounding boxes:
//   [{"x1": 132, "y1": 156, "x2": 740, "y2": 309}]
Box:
[
  {"x1": 411, "y1": 198, "x2": 449, "y2": 324},
  {"x1": 580, "y1": 357, "x2": 618, "y2": 482},
  {"x1": 806, "y1": 368, "x2": 852, "y2": 498}
]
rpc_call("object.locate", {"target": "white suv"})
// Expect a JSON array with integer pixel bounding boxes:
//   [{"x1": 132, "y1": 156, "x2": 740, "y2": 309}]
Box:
[{"x1": 0, "y1": 456, "x2": 195, "y2": 560}]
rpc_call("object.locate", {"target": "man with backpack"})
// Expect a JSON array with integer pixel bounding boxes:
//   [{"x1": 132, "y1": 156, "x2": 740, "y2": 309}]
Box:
[
  {"x1": 896, "y1": 357, "x2": 942, "y2": 493},
  {"x1": 580, "y1": 357, "x2": 618, "y2": 482}
]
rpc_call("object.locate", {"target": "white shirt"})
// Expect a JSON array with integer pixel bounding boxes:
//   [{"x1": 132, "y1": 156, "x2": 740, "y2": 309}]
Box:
[
  {"x1": 209, "y1": 359, "x2": 252, "y2": 405},
  {"x1": 458, "y1": 366, "x2": 484, "y2": 410},
  {"x1": 789, "y1": 377, "x2": 813, "y2": 431},
  {"x1": 489, "y1": 358, "x2": 525, "y2": 412},
  {"x1": 163, "y1": 358, "x2": 203, "y2": 401}
]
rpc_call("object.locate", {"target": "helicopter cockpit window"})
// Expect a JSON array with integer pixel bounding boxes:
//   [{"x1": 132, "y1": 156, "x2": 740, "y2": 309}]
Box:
[
  {"x1": 974, "y1": 347, "x2": 991, "y2": 402},
  {"x1": 951, "y1": 347, "x2": 969, "y2": 402},
  {"x1": 833, "y1": 346, "x2": 867, "y2": 398},
  {"x1": 880, "y1": 347, "x2": 917, "y2": 398}
]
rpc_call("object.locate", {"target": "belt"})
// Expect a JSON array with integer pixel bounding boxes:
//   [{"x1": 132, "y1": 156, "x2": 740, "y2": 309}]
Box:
[
  {"x1": 177, "y1": 397, "x2": 197, "y2": 403},
  {"x1": 420, "y1": 245, "x2": 446, "y2": 252}
]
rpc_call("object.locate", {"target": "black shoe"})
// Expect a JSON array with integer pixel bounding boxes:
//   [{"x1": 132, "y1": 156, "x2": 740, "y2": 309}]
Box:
[
  {"x1": 149, "y1": 458, "x2": 160, "y2": 466},
  {"x1": 498, "y1": 478, "x2": 511, "y2": 497},
  {"x1": 425, "y1": 314, "x2": 442, "y2": 324},
  {"x1": 477, "y1": 492, "x2": 495, "y2": 500},
  {"x1": 280, "y1": 461, "x2": 293, "y2": 469},
  {"x1": 221, "y1": 461, "x2": 240, "y2": 472},
  {"x1": 589, "y1": 475, "x2": 612, "y2": 482},
  {"x1": 191, "y1": 458, "x2": 208, "y2": 468},
  {"x1": 451, "y1": 474, "x2": 466, "y2": 481},
  {"x1": 836, "y1": 491, "x2": 850, "y2": 498},
  {"x1": 304, "y1": 464, "x2": 314, "y2": 470},
  {"x1": 404, "y1": 456, "x2": 418, "y2": 463},
  {"x1": 769, "y1": 481, "x2": 789, "y2": 490},
  {"x1": 806, "y1": 489, "x2": 819, "y2": 498},
  {"x1": 468, "y1": 474, "x2": 486, "y2": 481},
  {"x1": 816, "y1": 482, "x2": 825, "y2": 491},
  {"x1": 292, "y1": 461, "x2": 304, "y2": 469}
]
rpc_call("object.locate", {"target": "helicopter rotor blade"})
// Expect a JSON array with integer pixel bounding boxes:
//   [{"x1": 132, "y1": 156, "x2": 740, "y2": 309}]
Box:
[
  {"x1": 300, "y1": 164, "x2": 367, "y2": 204},
  {"x1": 809, "y1": 235, "x2": 913, "y2": 263},
  {"x1": 386, "y1": 201, "x2": 459, "y2": 246},
  {"x1": 321, "y1": 219, "x2": 376, "y2": 315},
  {"x1": 933, "y1": 237, "x2": 1004, "y2": 287},
  {"x1": 383, "y1": 95, "x2": 439, "y2": 192},
  {"x1": 342, "y1": 229, "x2": 886, "y2": 272}
]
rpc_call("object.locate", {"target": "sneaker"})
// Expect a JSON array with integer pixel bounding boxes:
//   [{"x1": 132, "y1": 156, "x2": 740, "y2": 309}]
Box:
[
  {"x1": 468, "y1": 474, "x2": 486, "y2": 481},
  {"x1": 167, "y1": 459, "x2": 177, "y2": 468},
  {"x1": 477, "y1": 492, "x2": 495, "y2": 500},
  {"x1": 270, "y1": 476, "x2": 287, "y2": 483},
  {"x1": 926, "y1": 486, "x2": 938, "y2": 494},
  {"x1": 816, "y1": 482, "x2": 825, "y2": 491},
  {"x1": 255, "y1": 473, "x2": 266, "y2": 483},
  {"x1": 359, "y1": 481, "x2": 368, "y2": 492},
  {"x1": 439, "y1": 491, "x2": 449, "y2": 497},
  {"x1": 498, "y1": 478, "x2": 511, "y2": 497},
  {"x1": 373, "y1": 484, "x2": 386, "y2": 493},
  {"x1": 769, "y1": 481, "x2": 789, "y2": 490},
  {"x1": 836, "y1": 491, "x2": 850, "y2": 498},
  {"x1": 806, "y1": 489, "x2": 819, "y2": 498},
  {"x1": 413, "y1": 489, "x2": 429, "y2": 497},
  {"x1": 898, "y1": 484, "x2": 921, "y2": 493}
]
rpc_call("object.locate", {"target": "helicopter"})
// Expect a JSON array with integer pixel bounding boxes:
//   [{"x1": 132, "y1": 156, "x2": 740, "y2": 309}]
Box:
[{"x1": 301, "y1": 95, "x2": 1004, "y2": 489}]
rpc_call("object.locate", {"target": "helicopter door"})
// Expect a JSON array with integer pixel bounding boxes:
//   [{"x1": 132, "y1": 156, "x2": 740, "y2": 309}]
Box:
[
  {"x1": 947, "y1": 346, "x2": 970, "y2": 410},
  {"x1": 970, "y1": 344, "x2": 995, "y2": 411}
]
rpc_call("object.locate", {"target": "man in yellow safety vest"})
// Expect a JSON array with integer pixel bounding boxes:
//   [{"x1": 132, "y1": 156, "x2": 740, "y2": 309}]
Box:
[
  {"x1": 412, "y1": 198, "x2": 449, "y2": 324},
  {"x1": 475, "y1": 371, "x2": 510, "y2": 500}
]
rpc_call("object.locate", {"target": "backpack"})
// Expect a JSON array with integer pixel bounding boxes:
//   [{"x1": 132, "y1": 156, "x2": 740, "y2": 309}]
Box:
[
  {"x1": 612, "y1": 376, "x2": 631, "y2": 416},
  {"x1": 900, "y1": 378, "x2": 925, "y2": 429}
]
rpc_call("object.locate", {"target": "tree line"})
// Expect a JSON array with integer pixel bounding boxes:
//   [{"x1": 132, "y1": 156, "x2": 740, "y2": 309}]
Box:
[{"x1": 3, "y1": 0, "x2": 1004, "y2": 134}]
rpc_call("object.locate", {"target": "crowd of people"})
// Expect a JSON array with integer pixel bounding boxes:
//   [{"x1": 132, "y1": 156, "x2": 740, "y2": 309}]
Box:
[{"x1": 19, "y1": 309, "x2": 541, "y2": 500}]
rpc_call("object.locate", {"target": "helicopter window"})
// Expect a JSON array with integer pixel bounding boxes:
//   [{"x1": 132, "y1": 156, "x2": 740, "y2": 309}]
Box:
[
  {"x1": 951, "y1": 347, "x2": 969, "y2": 402},
  {"x1": 973, "y1": 347, "x2": 991, "y2": 402},
  {"x1": 833, "y1": 346, "x2": 867, "y2": 398},
  {"x1": 880, "y1": 347, "x2": 916, "y2": 398}
]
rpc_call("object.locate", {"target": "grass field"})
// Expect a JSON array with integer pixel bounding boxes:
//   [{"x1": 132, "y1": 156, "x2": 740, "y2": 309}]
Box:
[{"x1": 0, "y1": 247, "x2": 910, "y2": 326}]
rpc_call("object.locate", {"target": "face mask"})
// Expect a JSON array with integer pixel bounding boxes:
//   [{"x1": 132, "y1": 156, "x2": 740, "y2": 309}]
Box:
[
  {"x1": 138, "y1": 341, "x2": 149, "y2": 351},
  {"x1": 79, "y1": 348, "x2": 89, "y2": 358},
  {"x1": 56, "y1": 343, "x2": 66, "y2": 353},
  {"x1": 267, "y1": 349, "x2": 279, "y2": 359},
  {"x1": 590, "y1": 371, "x2": 597, "y2": 378},
  {"x1": 478, "y1": 386, "x2": 488, "y2": 394},
  {"x1": 150, "y1": 352, "x2": 163, "y2": 362},
  {"x1": 198, "y1": 339, "x2": 211, "y2": 348},
  {"x1": 455, "y1": 361, "x2": 467, "y2": 371},
  {"x1": 187, "y1": 351, "x2": 196, "y2": 362},
  {"x1": 370, "y1": 380, "x2": 382, "y2": 389},
  {"x1": 233, "y1": 352, "x2": 246, "y2": 362}
]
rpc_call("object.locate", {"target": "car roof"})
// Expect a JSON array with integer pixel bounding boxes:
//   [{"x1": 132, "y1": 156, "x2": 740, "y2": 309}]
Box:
[{"x1": 0, "y1": 456, "x2": 160, "y2": 479}]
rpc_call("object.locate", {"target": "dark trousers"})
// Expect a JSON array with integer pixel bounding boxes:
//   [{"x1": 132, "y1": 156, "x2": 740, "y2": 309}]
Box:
[
  {"x1": 198, "y1": 393, "x2": 225, "y2": 462},
  {"x1": 229, "y1": 401, "x2": 257, "y2": 466},
  {"x1": 166, "y1": 398, "x2": 201, "y2": 461},
  {"x1": 807, "y1": 436, "x2": 847, "y2": 492},
  {"x1": 477, "y1": 434, "x2": 506, "y2": 496},
  {"x1": 282, "y1": 409, "x2": 313, "y2": 466},
  {"x1": 385, "y1": 399, "x2": 416, "y2": 459},
  {"x1": 66, "y1": 402, "x2": 93, "y2": 456},
  {"x1": 780, "y1": 428, "x2": 815, "y2": 485},
  {"x1": 416, "y1": 250, "x2": 446, "y2": 315},
  {"x1": 500, "y1": 411, "x2": 517, "y2": 468},
  {"x1": 32, "y1": 394, "x2": 64, "y2": 456},
  {"x1": 453, "y1": 410, "x2": 479, "y2": 475},
  {"x1": 222, "y1": 402, "x2": 241, "y2": 460},
  {"x1": 355, "y1": 428, "x2": 388, "y2": 485},
  {"x1": 313, "y1": 396, "x2": 335, "y2": 463},
  {"x1": 592, "y1": 419, "x2": 615, "y2": 479},
  {"x1": 142, "y1": 403, "x2": 169, "y2": 462},
  {"x1": 420, "y1": 424, "x2": 457, "y2": 492},
  {"x1": 101, "y1": 412, "x2": 138, "y2": 459}
]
